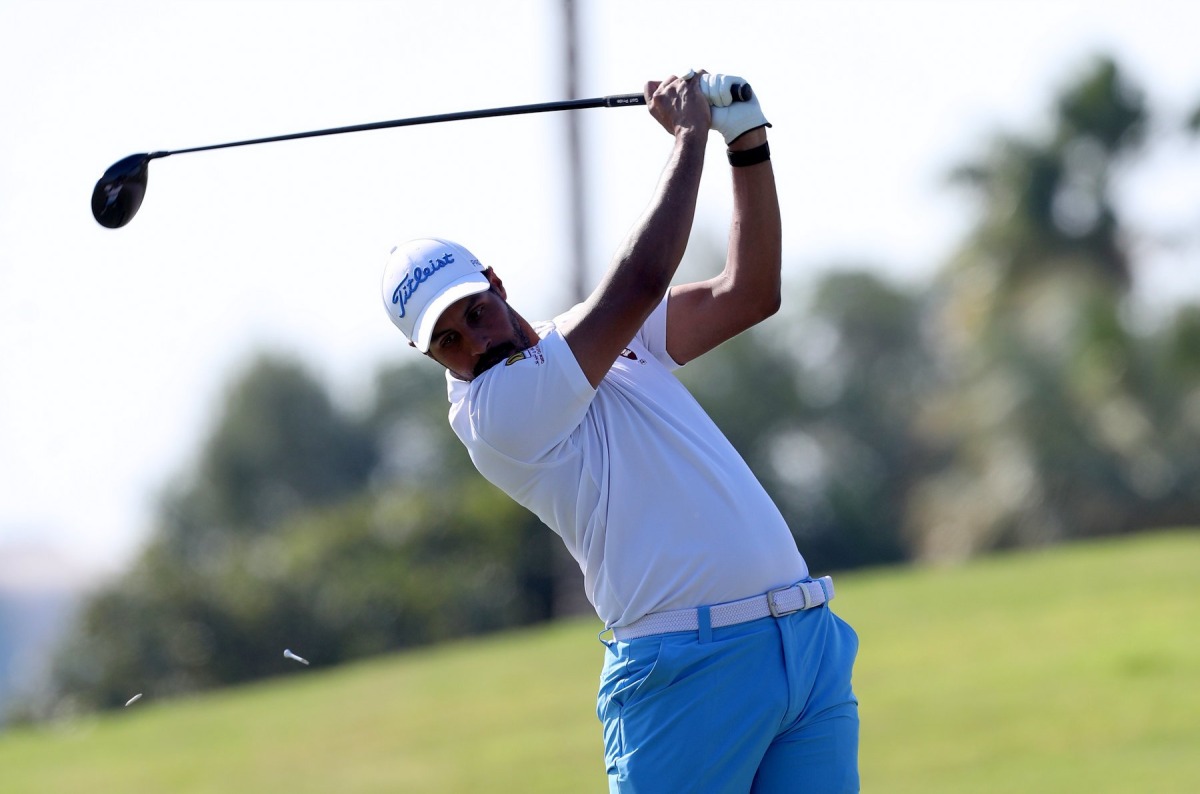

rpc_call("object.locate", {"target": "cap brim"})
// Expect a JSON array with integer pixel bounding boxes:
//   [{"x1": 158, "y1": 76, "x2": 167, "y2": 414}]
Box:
[{"x1": 411, "y1": 272, "x2": 492, "y2": 353}]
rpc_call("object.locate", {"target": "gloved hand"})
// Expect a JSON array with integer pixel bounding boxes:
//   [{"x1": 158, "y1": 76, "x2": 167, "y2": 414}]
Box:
[{"x1": 699, "y1": 72, "x2": 771, "y2": 145}]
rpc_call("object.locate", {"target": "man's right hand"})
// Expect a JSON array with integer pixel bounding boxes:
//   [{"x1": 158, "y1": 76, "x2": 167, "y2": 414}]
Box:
[{"x1": 644, "y1": 72, "x2": 712, "y2": 139}]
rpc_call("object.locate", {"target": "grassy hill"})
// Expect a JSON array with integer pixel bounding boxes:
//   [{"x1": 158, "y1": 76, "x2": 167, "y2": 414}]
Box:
[{"x1": 2, "y1": 530, "x2": 1197, "y2": 792}]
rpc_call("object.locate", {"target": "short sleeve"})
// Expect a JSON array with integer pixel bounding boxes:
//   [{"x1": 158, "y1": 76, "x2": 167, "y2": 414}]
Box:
[
  {"x1": 450, "y1": 328, "x2": 595, "y2": 462},
  {"x1": 634, "y1": 295, "x2": 682, "y2": 370}
]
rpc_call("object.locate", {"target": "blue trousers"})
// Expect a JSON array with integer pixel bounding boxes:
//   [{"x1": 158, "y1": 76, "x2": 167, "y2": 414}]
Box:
[{"x1": 597, "y1": 605, "x2": 859, "y2": 793}]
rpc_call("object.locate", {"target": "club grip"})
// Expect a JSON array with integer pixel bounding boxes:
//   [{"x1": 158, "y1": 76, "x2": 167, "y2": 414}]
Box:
[
  {"x1": 605, "y1": 93, "x2": 647, "y2": 107},
  {"x1": 604, "y1": 82, "x2": 753, "y2": 108}
]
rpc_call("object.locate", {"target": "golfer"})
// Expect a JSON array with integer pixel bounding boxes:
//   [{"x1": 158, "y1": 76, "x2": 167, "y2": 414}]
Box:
[{"x1": 381, "y1": 71, "x2": 859, "y2": 793}]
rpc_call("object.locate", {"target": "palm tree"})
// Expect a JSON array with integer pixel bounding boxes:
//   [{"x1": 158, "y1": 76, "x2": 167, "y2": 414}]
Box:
[{"x1": 911, "y1": 55, "x2": 1167, "y2": 560}]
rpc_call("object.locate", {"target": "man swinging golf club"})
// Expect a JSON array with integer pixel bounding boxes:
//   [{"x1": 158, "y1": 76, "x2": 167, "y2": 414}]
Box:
[{"x1": 381, "y1": 70, "x2": 860, "y2": 793}]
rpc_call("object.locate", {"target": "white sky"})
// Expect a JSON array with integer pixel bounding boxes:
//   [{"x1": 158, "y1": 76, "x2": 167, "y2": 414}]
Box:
[{"x1": 1, "y1": 0, "x2": 1198, "y2": 582}]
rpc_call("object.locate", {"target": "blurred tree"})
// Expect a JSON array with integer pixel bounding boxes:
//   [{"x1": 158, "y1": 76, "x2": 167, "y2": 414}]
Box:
[
  {"x1": 158, "y1": 354, "x2": 377, "y2": 564},
  {"x1": 42, "y1": 354, "x2": 378, "y2": 713},
  {"x1": 783, "y1": 271, "x2": 939, "y2": 568},
  {"x1": 39, "y1": 354, "x2": 567, "y2": 717},
  {"x1": 1138, "y1": 306, "x2": 1200, "y2": 526},
  {"x1": 366, "y1": 359, "x2": 583, "y2": 616},
  {"x1": 44, "y1": 475, "x2": 556, "y2": 714},
  {"x1": 365, "y1": 358, "x2": 477, "y2": 490},
  {"x1": 681, "y1": 269, "x2": 932, "y2": 570},
  {"x1": 913, "y1": 54, "x2": 1198, "y2": 560},
  {"x1": 946, "y1": 55, "x2": 1143, "y2": 292}
]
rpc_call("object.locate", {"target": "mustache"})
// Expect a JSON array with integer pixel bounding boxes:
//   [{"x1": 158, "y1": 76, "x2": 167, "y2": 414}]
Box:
[{"x1": 473, "y1": 341, "x2": 520, "y2": 377}]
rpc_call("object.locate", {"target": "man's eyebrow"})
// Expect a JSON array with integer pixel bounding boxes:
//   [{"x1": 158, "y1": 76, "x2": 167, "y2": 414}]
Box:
[{"x1": 430, "y1": 295, "x2": 484, "y2": 343}]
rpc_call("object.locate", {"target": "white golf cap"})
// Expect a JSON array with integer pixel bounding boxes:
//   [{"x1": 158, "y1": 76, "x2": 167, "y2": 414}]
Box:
[{"x1": 381, "y1": 238, "x2": 491, "y2": 352}]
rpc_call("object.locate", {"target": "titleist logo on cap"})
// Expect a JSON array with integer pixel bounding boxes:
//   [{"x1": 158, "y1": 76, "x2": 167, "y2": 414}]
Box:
[{"x1": 391, "y1": 252, "x2": 455, "y2": 318}]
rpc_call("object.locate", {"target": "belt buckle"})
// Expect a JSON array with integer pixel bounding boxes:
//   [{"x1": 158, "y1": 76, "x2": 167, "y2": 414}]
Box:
[{"x1": 767, "y1": 584, "x2": 803, "y2": 618}]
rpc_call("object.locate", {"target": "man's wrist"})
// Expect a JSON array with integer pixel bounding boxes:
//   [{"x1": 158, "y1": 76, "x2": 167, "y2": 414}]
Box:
[
  {"x1": 676, "y1": 125, "x2": 709, "y2": 146},
  {"x1": 726, "y1": 127, "x2": 768, "y2": 151},
  {"x1": 675, "y1": 128, "x2": 709, "y2": 162},
  {"x1": 727, "y1": 140, "x2": 770, "y2": 168}
]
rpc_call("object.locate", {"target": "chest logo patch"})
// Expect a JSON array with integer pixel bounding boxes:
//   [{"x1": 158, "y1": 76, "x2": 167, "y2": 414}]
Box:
[{"x1": 505, "y1": 345, "x2": 546, "y2": 366}]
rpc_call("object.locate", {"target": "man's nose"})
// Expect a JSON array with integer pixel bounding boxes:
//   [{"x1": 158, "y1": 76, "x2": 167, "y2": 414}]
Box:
[{"x1": 463, "y1": 329, "x2": 490, "y2": 355}]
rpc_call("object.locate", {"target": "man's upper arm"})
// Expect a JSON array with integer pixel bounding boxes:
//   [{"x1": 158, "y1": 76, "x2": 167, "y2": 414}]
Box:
[
  {"x1": 665, "y1": 275, "x2": 778, "y2": 365},
  {"x1": 557, "y1": 276, "x2": 670, "y2": 388}
]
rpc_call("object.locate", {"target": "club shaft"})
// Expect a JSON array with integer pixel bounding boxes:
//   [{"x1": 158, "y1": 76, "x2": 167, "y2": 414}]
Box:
[{"x1": 154, "y1": 93, "x2": 648, "y2": 159}]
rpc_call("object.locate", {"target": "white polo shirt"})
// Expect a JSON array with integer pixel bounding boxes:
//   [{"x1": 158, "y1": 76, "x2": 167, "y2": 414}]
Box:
[{"x1": 447, "y1": 298, "x2": 808, "y2": 628}]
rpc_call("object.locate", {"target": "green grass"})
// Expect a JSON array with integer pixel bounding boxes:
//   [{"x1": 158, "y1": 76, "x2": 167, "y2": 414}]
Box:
[{"x1": 3, "y1": 530, "x2": 1197, "y2": 792}]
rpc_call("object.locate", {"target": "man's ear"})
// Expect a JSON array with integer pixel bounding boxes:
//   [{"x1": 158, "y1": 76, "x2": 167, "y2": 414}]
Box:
[{"x1": 484, "y1": 267, "x2": 507, "y2": 300}]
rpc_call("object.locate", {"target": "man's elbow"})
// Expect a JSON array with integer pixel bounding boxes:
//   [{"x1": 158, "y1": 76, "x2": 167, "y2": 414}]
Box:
[
  {"x1": 727, "y1": 289, "x2": 780, "y2": 334},
  {"x1": 716, "y1": 269, "x2": 781, "y2": 327},
  {"x1": 751, "y1": 280, "x2": 782, "y2": 323}
]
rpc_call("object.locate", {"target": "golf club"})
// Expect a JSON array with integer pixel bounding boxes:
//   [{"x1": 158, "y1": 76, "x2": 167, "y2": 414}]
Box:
[{"x1": 92, "y1": 83, "x2": 752, "y2": 229}]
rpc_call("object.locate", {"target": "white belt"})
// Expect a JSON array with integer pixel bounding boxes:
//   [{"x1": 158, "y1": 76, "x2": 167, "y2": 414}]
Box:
[{"x1": 611, "y1": 576, "x2": 835, "y2": 641}]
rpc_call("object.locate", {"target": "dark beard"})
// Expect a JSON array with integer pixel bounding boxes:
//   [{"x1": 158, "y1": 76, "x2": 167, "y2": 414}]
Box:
[{"x1": 472, "y1": 305, "x2": 533, "y2": 378}]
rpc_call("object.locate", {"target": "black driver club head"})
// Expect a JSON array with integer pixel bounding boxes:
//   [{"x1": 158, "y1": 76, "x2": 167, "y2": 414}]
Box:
[{"x1": 91, "y1": 154, "x2": 152, "y2": 228}]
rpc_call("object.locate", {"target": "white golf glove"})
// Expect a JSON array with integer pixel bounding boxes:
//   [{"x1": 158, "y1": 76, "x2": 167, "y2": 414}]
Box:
[{"x1": 699, "y1": 72, "x2": 771, "y2": 145}]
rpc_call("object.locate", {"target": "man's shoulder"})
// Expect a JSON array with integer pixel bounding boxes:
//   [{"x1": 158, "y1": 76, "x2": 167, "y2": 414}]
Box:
[
  {"x1": 447, "y1": 323, "x2": 580, "y2": 406},
  {"x1": 448, "y1": 319, "x2": 596, "y2": 462}
]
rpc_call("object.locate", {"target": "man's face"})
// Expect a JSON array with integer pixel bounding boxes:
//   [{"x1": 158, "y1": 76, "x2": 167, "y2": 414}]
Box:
[{"x1": 426, "y1": 276, "x2": 531, "y2": 381}]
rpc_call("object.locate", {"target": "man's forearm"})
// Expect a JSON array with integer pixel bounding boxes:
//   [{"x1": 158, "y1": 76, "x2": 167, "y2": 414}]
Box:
[
  {"x1": 560, "y1": 128, "x2": 708, "y2": 386},
  {"x1": 726, "y1": 127, "x2": 782, "y2": 318},
  {"x1": 603, "y1": 129, "x2": 708, "y2": 303}
]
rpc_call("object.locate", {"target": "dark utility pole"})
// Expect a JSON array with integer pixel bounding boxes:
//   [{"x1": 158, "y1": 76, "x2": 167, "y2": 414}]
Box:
[{"x1": 561, "y1": 0, "x2": 589, "y2": 303}]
